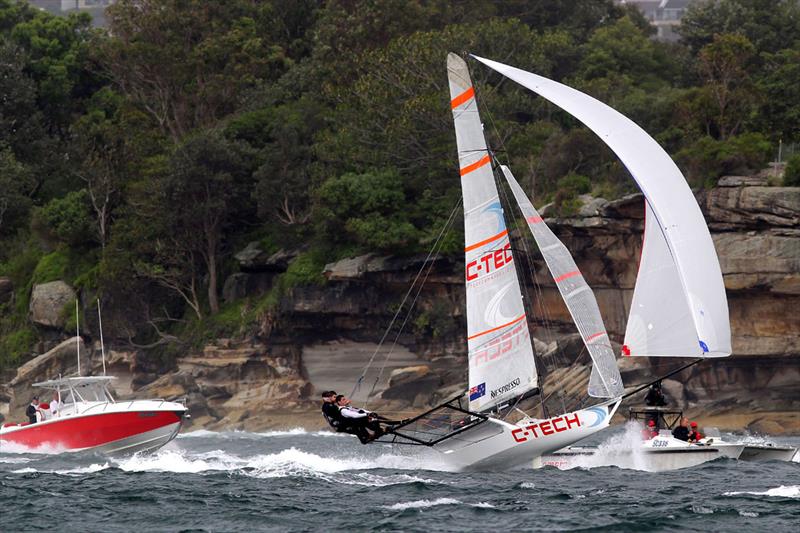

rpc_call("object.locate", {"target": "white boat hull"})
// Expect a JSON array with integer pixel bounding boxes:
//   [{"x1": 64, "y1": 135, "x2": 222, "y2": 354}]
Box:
[
  {"x1": 434, "y1": 399, "x2": 620, "y2": 471},
  {"x1": 539, "y1": 435, "x2": 744, "y2": 472}
]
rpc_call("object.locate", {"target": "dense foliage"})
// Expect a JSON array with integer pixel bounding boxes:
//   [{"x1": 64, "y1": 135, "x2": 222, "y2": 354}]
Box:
[{"x1": 0, "y1": 0, "x2": 798, "y2": 368}]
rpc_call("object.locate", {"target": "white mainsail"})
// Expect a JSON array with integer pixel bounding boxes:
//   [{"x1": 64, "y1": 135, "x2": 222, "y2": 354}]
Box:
[
  {"x1": 500, "y1": 165, "x2": 624, "y2": 398},
  {"x1": 472, "y1": 55, "x2": 731, "y2": 359},
  {"x1": 448, "y1": 53, "x2": 537, "y2": 411}
]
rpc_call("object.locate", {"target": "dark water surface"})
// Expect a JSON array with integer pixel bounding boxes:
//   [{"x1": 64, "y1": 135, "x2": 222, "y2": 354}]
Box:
[{"x1": 1, "y1": 428, "x2": 798, "y2": 532}]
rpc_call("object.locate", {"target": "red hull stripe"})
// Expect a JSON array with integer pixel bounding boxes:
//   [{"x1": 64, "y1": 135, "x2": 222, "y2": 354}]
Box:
[
  {"x1": 460, "y1": 154, "x2": 491, "y2": 176},
  {"x1": 526, "y1": 216, "x2": 543, "y2": 224},
  {"x1": 468, "y1": 313, "x2": 526, "y2": 340},
  {"x1": 586, "y1": 332, "x2": 606, "y2": 342},
  {"x1": 0, "y1": 411, "x2": 182, "y2": 450},
  {"x1": 464, "y1": 229, "x2": 508, "y2": 252},
  {"x1": 451, "y1": 87, "x2": 475, "y2": 109},
  {"x1": 554, "y1": 270, "x2": 580, "y2": 283}
]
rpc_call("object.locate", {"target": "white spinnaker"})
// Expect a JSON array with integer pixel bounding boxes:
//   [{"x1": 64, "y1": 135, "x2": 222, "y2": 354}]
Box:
[
  {"x1": 448, "y1": 53, "x2": 537, "y2": 411},
  {"x1": 501, "y1": 165, "x2": 623, "y2": 398},
  {"x1": 624, "y1": 201, "x2": 701, "y2": 356},
  {"x1": 473, "y1": 55, "x2": 731, "y2": 358}
]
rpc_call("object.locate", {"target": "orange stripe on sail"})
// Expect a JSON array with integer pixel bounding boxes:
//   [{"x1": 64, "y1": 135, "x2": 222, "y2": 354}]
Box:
[
  {"x1": 450, "y1": 87, "x2": 475, "y2": 109},
  {"x1": 464, "y1": 229, "x2": 507, "y2": 252},
  {"x1": 460, "y1": 154, "x2": 491, "y2": 176},
  {"x1": 585, "y1": 331, "x2": 606, "y2": 342},
  {"x1": 468, "y1": 314, "x2": 526, "y2": 340},
  {"x1": 526, "y1": 216, "x2": 543, "y2": 224},
  {"x1": 554, "y1": 270, "x2": 580, "y2": 283}
]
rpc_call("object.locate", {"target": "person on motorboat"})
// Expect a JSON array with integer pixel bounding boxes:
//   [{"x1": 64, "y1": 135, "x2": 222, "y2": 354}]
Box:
[
  {"x1": 687, "y1": 421, "x2": 704, "y2": 443},
  {"x1": 50, "y1": 394, "x2": 60, "y2": 418},
  {"x1": 645, "y1": 381, "x2": 667, "y2": 407},
  {"x1": 642, "y1": 419, "x2": 658, "y2": 440},
  {"x1": 26, "y1": 397, "x2": 40, "y2": 424},
  {"x1": 672, "y1": 417, "x2": 690, "y2": 441},
  {"x1": 38, "y1": 401, "x2": 50, "y2": 421}
]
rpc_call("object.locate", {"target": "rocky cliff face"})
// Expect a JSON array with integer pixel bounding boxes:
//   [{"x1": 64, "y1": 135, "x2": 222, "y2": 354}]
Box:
[{"x1": 2, "y1": 175, "x2": 798, "y2": 434}]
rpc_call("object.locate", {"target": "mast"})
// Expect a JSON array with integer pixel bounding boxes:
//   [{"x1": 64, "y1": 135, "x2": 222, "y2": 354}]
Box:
[{"x1": 448, "y1": 53, "x2": 538, "y2": 412}]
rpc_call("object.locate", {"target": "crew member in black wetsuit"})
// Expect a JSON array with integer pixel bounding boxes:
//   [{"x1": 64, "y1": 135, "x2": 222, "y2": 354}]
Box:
[
  {"x1": 26, "y1": 396, "x2": 39, "y2": 424},
  {"x1": 320, "y1": 391, "x2": 344, "y2": 432}
]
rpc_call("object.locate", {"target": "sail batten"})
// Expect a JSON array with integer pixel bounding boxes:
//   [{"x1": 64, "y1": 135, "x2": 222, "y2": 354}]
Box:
[
  {"x1": 475, "y1": 55, "x2": 731, "y2": 359},
  {"x1": 501, "y1": 166, "x2": 624, "y2": 398},
  {"x1": 448, "y1": 53, "x2": 538, "y2": 411}
]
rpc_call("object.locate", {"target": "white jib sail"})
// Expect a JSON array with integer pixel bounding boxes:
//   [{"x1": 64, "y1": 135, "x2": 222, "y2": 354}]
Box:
[
  {"x1": 501, "y1": 165, "x2": 624, "y2": 398},
  {"x1": 448, "y1": 53, "x2": 538, "y2": 411},
  {"x1": 472, "y1": 55, "x2": 731, "y2": 358},
  {"x1": 624, "y1": 201, "x2": 702, "y2": 356}
]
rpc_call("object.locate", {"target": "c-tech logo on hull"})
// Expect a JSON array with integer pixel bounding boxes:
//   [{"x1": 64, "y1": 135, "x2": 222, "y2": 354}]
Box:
[{"x1": 511, "y1": 413, "x2": 582, "y2": 443}]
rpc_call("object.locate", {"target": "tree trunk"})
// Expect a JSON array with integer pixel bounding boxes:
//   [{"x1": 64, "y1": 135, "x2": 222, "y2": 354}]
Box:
[{"x1": 206, "y1": 234, "x2": 219, "y2": 314}]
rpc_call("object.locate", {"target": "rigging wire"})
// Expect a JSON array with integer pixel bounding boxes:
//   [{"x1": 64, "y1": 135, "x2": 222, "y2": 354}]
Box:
[{"x1": 350, "y1": 195, "x2": 462, "y2": 405}]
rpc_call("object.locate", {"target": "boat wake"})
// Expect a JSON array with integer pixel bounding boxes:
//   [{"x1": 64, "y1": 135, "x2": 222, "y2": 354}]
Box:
[
  {"x1": 547, "y1": 422, "x2": 656, "y2": 471},
  {"x1": 0, "y1": 440, "x2": 68, "y2": 455}
]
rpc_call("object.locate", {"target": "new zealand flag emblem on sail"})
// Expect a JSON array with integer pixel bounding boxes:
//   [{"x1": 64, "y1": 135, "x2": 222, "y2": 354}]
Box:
[{"x1": 469, "y1": 383, "x2": 486, "y2": 401}]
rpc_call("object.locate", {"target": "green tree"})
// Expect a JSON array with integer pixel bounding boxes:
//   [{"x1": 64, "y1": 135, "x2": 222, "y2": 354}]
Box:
[
  {"x1": 31, "y1": 190, "x2": 94, "y2": 247},
  {"x1": 758, "y1": 46, "x2": 800, "y2": 143},
  {"x1": 315, "y1": 169, "x2": 418, "y2": 252},
  {"x1": 679, "y1": 0, "x2": 800, "y2": 57},
  {"x1": 101, "y1": 0, "x2": 291, "y2": 141},
  {"x1": 0, "y1": 148, "x2": 36, "y2": 237},
  {"x1": 784, "y1": 154, "x2": 800, "y2": 187},
  {"x1": 227, "y1": 98, "x2": 324, "y2": 226},
  {"x1": 682, "y1": 34, "x2": 761, "y2": 141},
  {"x1": 131, "y1": 131, "x2": 255, "y2": 316}
]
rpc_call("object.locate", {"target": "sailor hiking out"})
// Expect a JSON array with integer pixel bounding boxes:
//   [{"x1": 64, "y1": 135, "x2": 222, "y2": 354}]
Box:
[{"x1": 320, "y1": 391, "x2": 405, "y2": 444}]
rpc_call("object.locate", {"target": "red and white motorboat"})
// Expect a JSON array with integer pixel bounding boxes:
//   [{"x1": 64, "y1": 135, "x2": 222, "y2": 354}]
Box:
[{"x1": 0, "y1": 376, "x2": 188, "y2": 455}]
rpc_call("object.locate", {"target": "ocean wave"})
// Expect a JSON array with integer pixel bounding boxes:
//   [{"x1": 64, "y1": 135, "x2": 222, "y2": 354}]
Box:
[
  {"x1": 384, "y1": 498, "x2": 495, "y2": 510},
  {"x1": 244, "y1": 447, "x2": 444, "y2": 480},
  {"x1": 724, "y1": 485, "x2": 800, "y2": 498},
  {"x1": 0, "y1": 456, "x2": 33, "y2": 464},
  {"x1": 54, "y1": 463, "x2": 110, "y2": 476},
  {"x1": 103, "y1": 446, "x2": 446, "y2": 487},
  {"x1": 114, "y1": 449, "x2": 247, "y2": 473}
]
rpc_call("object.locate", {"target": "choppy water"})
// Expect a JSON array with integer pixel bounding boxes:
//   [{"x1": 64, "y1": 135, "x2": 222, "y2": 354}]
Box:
[{"x1": 1, "y1": 426, "x2": 798, "y2": 532}]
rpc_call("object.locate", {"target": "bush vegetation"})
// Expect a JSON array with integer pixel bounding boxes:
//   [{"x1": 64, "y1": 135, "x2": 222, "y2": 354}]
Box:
[{"x1": 0, "y1": 0, "x2": 797, "y2": 370}]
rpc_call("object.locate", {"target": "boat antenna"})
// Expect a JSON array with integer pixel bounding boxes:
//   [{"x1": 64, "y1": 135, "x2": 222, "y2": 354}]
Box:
[
  {"x1": 75, "y1": 298, "x2": 81, "y2": 376},
  {"x1": 97, "y1": 299, "x2": 106, "y2": 376}
]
